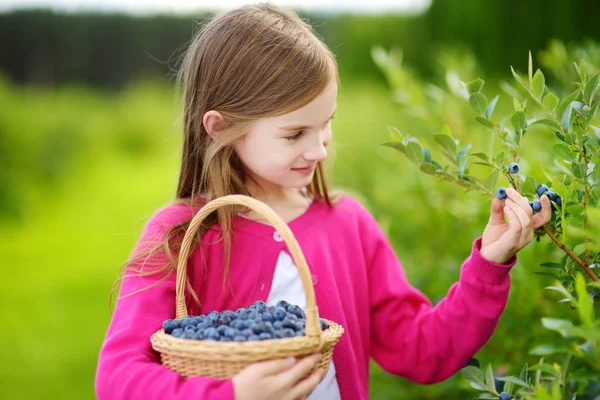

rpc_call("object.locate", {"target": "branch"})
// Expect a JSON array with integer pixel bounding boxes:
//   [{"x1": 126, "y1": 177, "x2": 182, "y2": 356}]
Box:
[{"x1": 542, "y1": 226, "x2": 599, "y2": 282}]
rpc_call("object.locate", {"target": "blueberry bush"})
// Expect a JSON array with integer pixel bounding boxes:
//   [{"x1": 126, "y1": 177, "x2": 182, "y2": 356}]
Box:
[{"x1": 374, "y1": 46, "x2": 600, "y2": 399}]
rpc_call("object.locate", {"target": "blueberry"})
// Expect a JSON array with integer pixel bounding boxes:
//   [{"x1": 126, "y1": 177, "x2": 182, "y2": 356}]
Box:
[
  {"x1": 206, "y1": 311, "x2": 219, "y2": 318},
  {"x1": 508, "y1": 162, "x2": 519, "y2": 174},
  {"x1": 225, "y1": 327, "x2": 240, "y2": 338},
  {"x1": 267, "y1": 306, "x2": 277, "y2": 314},
  {"x1": 222, "y1": 310, "x2": 238, "y2": 320},
  {"x1": 295, "y1": 321, "x2": 305, "y2": 331},
  {"x1": 273, "y1": 307, "x2": 287, "y2": 321},
  {"x1": 230, "y1": 320, "x2": 244, "y2": 330},
  {"x1": 235, "y1": 308, "x2": 248, "y2": 318},
  {"x1": 536, "y1": 184, "x2": 548, "y2": 196},
  {"x1": 203, "y1": 327, "x2": 219, "y2": 340},
  {"x1": 281, "y1": 328, "x2": 295, "y2": 338},
  {"x1": 272, "y1": 321, "x2": 283, "y2": 330},
  {"x1": 251, "y1": 300, "x2": 267, "y2": 312},
  {"x1": 276, "y1": 300, "x2": 290, "y2": 309},
  {"x1": 171, "y1": 328, "x2": 184, "y2": 337},
  {"x1": 295, "y1": 329, "x2": 305, "y2": 337},
  {"x1": 319, "y1": 318, "x2": 329, "y2": 331},
  {"x1": 218, "y1": 314, "x2": 232, "y2": 326},
  {"x1": 259, "y1": 332, "x2": 272, "y2": 340},
  {"x1": 546, "y1": 190, "x2": 558, "y2": 202},
  {"x1": 181, "y1": 318, "x2": 196, "y2": 328},
  {"x1": 495, "y1": 377, "x2": 505, "y2": 393},
  {"x1": 182, "y1": 330, "x2": 197, "y2": 339},
  {"x1": 216, "y1": 325, "x2": 229, "y2": 335},
  {"x1": 287, "y1": 305, "x2": 305, "y2": 319},
  {"x1": 282, "y1": 318, "x2": 297, "y2": 330},
  {"x1": 162, "y1": 319, "x2": 178, "y2": 334},
  {"x1": 556, "y1": 197, "x2": 562, "y2": 207},
  {"x1": 499, "y1": 392, "x2": 510, "y2": 400},
  {"x1": 495, "y1": 187, "x2": 507, "y2": 200},
  {"x1": 251, "y1": 322, "x2": 269, "y2": 335},
  {"x1": 531, "y1": 199, "x2": 541, "y2": 212},
  {"x1": 195, "y1": 331, "x2": 204, "y2": 340},
  {"x1": 261, "y1": 311, "x2": 275, "y2": 323},
  {"x1": 246, "y1": 310, "x2": 258, "y2": 320},
  {"x1": 184, "y1": 325, "x2": 197, "y2": 332},
  {"x1": 241, "y1": 328, "x2": 253, "y2": 337},
  {"x1": 248, "y1": 335, "x2": 260, "y2": 341},
  {"x1": 233, "y1": 335, "x2": 247, "y2": 342}
]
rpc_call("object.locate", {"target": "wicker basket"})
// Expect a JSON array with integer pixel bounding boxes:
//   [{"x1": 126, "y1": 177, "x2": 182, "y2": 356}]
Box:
[{"x1": 150, "y1": 194, "x2": 344, "y2": 379}]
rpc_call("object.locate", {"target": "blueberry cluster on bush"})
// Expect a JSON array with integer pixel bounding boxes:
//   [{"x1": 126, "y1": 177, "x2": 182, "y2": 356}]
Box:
[
  {"x1": 495, "y1": 183, "x2": 563, "y2": 214},
  {"x1": 162, "y1": 300, "x2": 330, "y2": 342}
]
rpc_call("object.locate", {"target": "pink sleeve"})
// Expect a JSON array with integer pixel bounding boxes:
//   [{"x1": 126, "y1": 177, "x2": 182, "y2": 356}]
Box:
[
  {"x1": 365, "y1": 216, "x2": 517, "y2": 384},
  {"x1": 95, "y1": 207, "x2": 235, "y2": 400}
]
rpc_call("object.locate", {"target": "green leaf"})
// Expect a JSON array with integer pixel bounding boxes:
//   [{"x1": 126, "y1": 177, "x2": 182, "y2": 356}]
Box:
[
  {"x1": 513, "y1": 97, "x2": 523, "y2": 112},
  {"x1": 486, "y1": 95, "x2": 499, "y2": 119},
  {"x1": 405, "y1": 141, "x2": 424, "y2": 164},
  {"x1": 528, "y1": 51, "x2": 533, "y2": 85},
  {"x1": 528, "y1": 363, "x2": 561, "y2": 378},
  {"x1": 575, "y1": 273, "x2": 594, "y2": 327},
  {"x1": 583, "y1": 72, "x2": 600, "y2": 104},
  {"x1": 561, "y1": 105, "x2": 573, "y2": 132},
  {"x1": 592, "y1": 162, "x2": 600, "y2": 183},
  {"x1": 553, "y1": 143, "x2": 574, "y2": 162},
  {"x1": 485, "y1": 170, "x2": 499, "y2": 192},
  {"x1": 434, "y1": 134, "x2": 457, "y2": 154},
  {"x1": 531, "y1": 118, "x2": 561, "y2": 131},
  {"x1": 510, "y1": 66, "x2": 529, "y2": 91},
  {"x1": 532, "y1": 69, "x2": 546, "y2": 99},
  {"x1": 388, "y1": 125, "x2": 403, "y2": 141},
  {"x1": 462, "y1": 366, "x2": 485, "y2": 384},
  {"x1": 485, "y1": 364, "x2": 496, "y2": 394},
  {"x1": 382, "y1": 141, "x2": 406, "y2": 155},
  {"x1": 523, "y1": 176, "x2": 537, "y2": 195},
  {"x1": 529, "y1": 344, "x2": 573, "y2": 356},
  {"x1": 470, "y1": 93, "x2": 488, "y2": 115},
  {"x1": 519, "y1": 363, "x2": 528, "y2": 383},
  {"x1": 556, "y1": 89, "x2": 580, "y2": 120},
  {"x1": 572, "y1": 162, "x2": 586, "y2": 179},
  {"x1": 420, "y1": 163, "x2": 438, "y2": 175},
  {"x1": 457, "y1": 144, "x2": 472, "y2": 162},
  {"x1": 497, "y1": 375, "x2": 530, "y2": 389},
  {"x1": 546, "y1": 285, "x2": 576, "y2": 303},
  {"x1": 467, "y1": 78, "x2": 485, "y2": 94},
  {"x1": 467, "y1": 152, "x2": 489, "y2": 161},
  {"x1": 511, "y1": 111, "x2": 527, "y2": 131},
  {"x1": 476, "y1": 117, "x2": 495, "y2": 128},
  {"x1": 539, "y1": 262, "x2": 563, "y2": 270},
  {"x1": 494, "y1": 152, "x2": 505, "y2": 166},
  {"x1": 542, "y1": 93, "x2": 559, "y2": 111},
  {"x1": 423, "y1": 148, "x2": 432, "y2": 163}
]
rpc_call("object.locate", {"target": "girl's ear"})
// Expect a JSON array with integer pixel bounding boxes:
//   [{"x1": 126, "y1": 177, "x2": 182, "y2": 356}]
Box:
[{"x1": 203, "y1": 110, "x2": 226, "y2": 139}]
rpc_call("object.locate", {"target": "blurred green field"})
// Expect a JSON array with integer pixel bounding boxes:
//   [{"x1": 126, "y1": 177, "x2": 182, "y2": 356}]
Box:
[{"x1": 0, "y1": 71, "x2": 573, "y2": 399}]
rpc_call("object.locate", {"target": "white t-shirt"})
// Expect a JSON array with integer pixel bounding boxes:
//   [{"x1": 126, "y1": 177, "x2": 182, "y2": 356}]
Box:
[{"x1": 266, "y1": 250, "x2": 341, "y2": 400}]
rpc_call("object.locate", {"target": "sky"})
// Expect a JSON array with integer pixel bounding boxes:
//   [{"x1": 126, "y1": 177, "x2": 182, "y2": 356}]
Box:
[{"x1": 0, "y1": 0, "x2": 431, "y2": 15}]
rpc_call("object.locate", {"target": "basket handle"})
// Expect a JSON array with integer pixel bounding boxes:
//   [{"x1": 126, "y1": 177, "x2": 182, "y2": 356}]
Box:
[{"x1": 174, "y1": 194, "x2": 322, "y2": 338}]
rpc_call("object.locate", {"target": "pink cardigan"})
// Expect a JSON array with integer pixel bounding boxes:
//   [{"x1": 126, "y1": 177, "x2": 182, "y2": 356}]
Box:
[{"x1": 95, "y1": 195, "x2": 517, "y2": 399}]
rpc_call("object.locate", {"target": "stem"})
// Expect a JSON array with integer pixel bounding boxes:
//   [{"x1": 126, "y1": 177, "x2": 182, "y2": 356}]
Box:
[{"x1": 542, "y1": 226, "x2": 599, "y2": 281}]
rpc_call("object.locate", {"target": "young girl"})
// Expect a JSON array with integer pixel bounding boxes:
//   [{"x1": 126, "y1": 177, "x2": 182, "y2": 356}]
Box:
[{"x1": 95, "y1": 3, "x2": 552, "y2": 400}]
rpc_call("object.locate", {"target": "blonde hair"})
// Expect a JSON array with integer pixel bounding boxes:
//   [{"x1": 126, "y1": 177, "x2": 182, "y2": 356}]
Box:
[{"x1": 111, "y1": 2, "x2": 342, "y2": 311}]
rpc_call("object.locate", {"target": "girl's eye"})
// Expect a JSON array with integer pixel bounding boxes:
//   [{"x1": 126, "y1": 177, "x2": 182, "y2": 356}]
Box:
[{"x1": 285, "y1": 131, "x2": 303, "y2": 141}]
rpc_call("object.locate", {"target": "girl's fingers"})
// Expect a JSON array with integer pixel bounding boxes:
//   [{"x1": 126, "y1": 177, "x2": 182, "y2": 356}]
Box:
[
  {"x1": 506, "y1": 187, "x2": 534, "y2": 218},
  {"x1": 279, "y1": 354, "x2": 321, "y2": 389},
  {"x1": 532, "y1": 195, "x2": 552, "y2": 229},
  {"x1": 285, "y1": 369, "x2": 324, "y2": 400},
  {"x1": 256, "y1": 357, "x2": 296, "y2": 377},
  {"x1": 503, "y1": 205, "x2": 522, "y2": 243}
]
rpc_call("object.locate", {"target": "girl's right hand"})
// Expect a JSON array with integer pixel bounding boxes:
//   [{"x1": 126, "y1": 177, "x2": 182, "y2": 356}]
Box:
[{"x1": 232, "y1": 353, "x2": 324, "y2": 400}]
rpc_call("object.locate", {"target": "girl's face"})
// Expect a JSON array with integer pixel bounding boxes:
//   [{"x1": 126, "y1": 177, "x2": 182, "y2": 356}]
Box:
[{"x1": 234, "y1": 81, "x2": 337, "y2": 197}]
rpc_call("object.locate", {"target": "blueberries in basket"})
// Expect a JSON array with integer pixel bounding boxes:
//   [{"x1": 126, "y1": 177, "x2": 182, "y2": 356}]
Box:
[
  {"x1": 162, "y1": 319, "x2": 178, "y2": 334},
  {"x1": 276, "y1": 300, "x2": 290, "y2": 309},
  {"x1": 287, "y1": 305, "x2": 305, "y2": 319},
  {"x1": 163, "y1": 300, "x2": 331, "y2": 343},
  {"x1": 319, "y1": 318, "x2": 330, "y2": 331},
  {"x1": 273, "y1": 307, "x2": 287, "y2": 321}
]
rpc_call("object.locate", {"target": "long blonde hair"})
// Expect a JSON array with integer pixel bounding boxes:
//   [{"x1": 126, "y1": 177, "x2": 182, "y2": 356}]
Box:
[{"x1": 110, "y1": 2, "x2": 342, "y2": 311}]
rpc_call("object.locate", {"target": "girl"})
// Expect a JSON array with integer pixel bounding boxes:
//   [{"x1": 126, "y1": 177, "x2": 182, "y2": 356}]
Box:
[{"x1": 94, "y1": 3, "x2": 552, "y2": 400}]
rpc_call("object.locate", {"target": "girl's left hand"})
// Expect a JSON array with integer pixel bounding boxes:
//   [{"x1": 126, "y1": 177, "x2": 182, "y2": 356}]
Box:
[{"x1": 480, "y1": 187, "x2": 553, "y2": 264}]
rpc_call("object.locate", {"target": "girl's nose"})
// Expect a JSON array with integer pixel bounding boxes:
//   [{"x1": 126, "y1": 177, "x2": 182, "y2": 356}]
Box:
[{"x1": 304, "y1": 138, "x2": 328, "y2": 162}]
